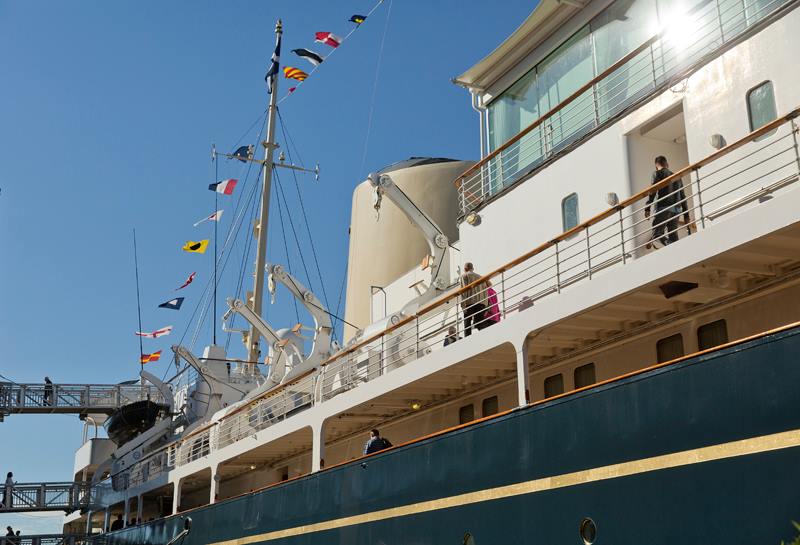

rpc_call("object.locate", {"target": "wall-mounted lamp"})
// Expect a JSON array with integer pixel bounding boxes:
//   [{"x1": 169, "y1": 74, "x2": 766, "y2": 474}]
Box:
[
  {"x1": 464, "y1": 211, "x2": 482, "y2": 226},
  {"x1": 410, "y1": 400, "x2": 422, "y2": 411},
  {"x1": 710, "y1": 134, "x2": 726, "y2": 149},
  {"x1": 605, "y1": 192, "x2": 619, "y2": 206}
]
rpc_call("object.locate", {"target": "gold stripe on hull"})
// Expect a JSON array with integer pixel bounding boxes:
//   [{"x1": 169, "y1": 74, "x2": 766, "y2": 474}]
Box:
[{"x1": 212, "y1": 429, "x2": 800, "y2": 545}]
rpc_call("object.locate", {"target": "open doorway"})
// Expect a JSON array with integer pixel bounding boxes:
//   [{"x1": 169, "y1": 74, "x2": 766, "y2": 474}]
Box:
[{"x1": 626, "y1": 102, "x2": 693, "y2": 255}]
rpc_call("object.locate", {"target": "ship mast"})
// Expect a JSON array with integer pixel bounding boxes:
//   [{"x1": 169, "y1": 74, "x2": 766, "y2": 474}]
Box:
[{"x1": 247, "y1": 19, "x2": 282, "y2": 369}]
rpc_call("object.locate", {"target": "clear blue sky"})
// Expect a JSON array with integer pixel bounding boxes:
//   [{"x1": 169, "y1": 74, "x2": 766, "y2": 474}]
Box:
[{"x1": 0, "y1": 0, "x2": 534, "y2": 533}]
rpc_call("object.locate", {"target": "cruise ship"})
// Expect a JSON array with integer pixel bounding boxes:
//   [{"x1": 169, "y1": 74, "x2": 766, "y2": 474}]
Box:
[{"x1": 2, "y1": 0, "x2": 800, "y2": 542}]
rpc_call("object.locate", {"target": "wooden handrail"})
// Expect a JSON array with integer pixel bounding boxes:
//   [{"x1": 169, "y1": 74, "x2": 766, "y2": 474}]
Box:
[{"x1": 318, "y1": 105, "x2": 800, "y2": 367}]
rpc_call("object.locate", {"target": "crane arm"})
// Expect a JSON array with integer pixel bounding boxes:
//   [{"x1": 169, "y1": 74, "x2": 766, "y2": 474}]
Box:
[
  {"x1": 367, "y1": 172, "x2": 450, "y2": 295},
  {"x1": 267, "y1": 263, "x2": 334, "y2": 372},
  {"x1": 222, "y1": 298, "x2": 298, "y2": 387}
]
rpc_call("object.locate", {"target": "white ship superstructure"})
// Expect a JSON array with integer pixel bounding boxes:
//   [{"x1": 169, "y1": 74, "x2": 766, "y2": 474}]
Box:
[{"x1": 2, "y1": 0, "x2": 800, "y2": 539}]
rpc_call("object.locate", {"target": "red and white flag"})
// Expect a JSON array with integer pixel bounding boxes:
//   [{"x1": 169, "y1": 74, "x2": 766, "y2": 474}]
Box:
[
  {"x1": 208, "y1": 179, "x2": 238, "y2": 195},
  {"x1": 176, "y1": 272, "x2": 196, "y2": 290},
  {"x1": 193, "y1": 210, "x2": 224, "y2": 227},
  {"x1": 135, "y1": 325, "x2": 173, "y2": 339},
  {"x1": 315, "y1": 32, "x2": 342, "y2": 48}
]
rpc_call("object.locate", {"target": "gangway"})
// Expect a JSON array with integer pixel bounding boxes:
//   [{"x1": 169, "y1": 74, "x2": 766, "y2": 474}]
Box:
[
  {"x1": 0, "y1": 534, "x2": 92, "y2": 545},
  {"x1": 0, "y1": 481, "x2": 90, "y2": 513},
  {"x1": 0, "y1": 382, "x2": 165, "y2": 421}
]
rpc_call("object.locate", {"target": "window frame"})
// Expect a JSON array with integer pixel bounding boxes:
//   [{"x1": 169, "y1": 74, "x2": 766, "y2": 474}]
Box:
[
  {"x1": 574, "y1": 362, "x2": 596, "y2": 389},
  {"x1": 656, "y1": 333, "x2": 685, "y2": 363},
  {"x1": 561, "y1": 192, "x2": 580, "y2": 232},
  {"x1": 544, "y1": 373, "x2": 565, "y2": 398},
  {"x1": 697, "y1": 319, "x2": 729, "y2": 351},
  {"x1": 458, "y1": 404, "x2": 475, "y2": 425},
  {"x1": 746, "y1": 80, "x2": 777, "y2": 140},
  {"x1": 482, "y1": 395, "x2": 499, "y2": 417}
]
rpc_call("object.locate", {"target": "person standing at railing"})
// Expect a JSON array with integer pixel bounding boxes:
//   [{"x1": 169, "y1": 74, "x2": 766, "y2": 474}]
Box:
[
  {"x1": 364, "y1": 429, "x2": 393, "y2": 455},
  {"x1": 460, "y1": 262, "x2": 489, "y2": 336},
  {"x1": 2, "y1": 473, "x2": 14, "y2": 509},
  {"x1": 645, "y1": 156, "x2": 694, "y2": 248},
  {"x1": 43, "y1": 377, "x2": 53, "y2": 406}
]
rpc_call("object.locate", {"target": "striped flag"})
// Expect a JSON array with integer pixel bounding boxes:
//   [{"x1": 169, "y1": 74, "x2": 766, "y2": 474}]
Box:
[
  {"x1": 193, "y1": 210, "x2": 224, "y2": 227},
  {"x1": 209, "y1": 179, "x2": 237, "y2": 195},
  {"x1": 284, "y1": 67, "x2": 308, "y2": 81},
  {"x1": 135, "y1": 326, "x2": 173, "y2": 339},
  {"x1": 315, "y1": 32, "x2": 342, "y2": 48},
  {"x1": 140, "y1": 351, "x2": 162, "y2": 364},
  {"x1": 292, "y1": 48, "x2": 324, "y2": 67}
]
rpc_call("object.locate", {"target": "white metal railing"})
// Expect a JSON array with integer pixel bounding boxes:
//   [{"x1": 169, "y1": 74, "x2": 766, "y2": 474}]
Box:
[
  {"x1": 455, "y1": 0, "x2": 795, "y2": 215},
  {"x1": 96, "y1": 107, "x2": 800, "y2": 504},
  {"x1": 0, "y1": 535, "x2": 92, "y2": 545},
  {"x1": 0, "y1": 383, "x2": 165, "y2": 416},
  {"x1": 0, "y1": 482, "x2": 90, "y2": 513}
]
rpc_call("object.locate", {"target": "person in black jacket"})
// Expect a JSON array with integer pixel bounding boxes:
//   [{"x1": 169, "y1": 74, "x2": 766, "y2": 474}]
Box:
[
  {"x1": 644, "y1": 156, "x2": 694, "y2": 247},
  {"x1": 363, "y1": 429, "x2": 393, "y2": 455}
]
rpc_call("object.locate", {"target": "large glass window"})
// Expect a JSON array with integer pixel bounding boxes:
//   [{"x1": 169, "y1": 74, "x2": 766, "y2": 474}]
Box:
[{"x1": 747, "y1": 81, "x2": 777, "y2": 139}]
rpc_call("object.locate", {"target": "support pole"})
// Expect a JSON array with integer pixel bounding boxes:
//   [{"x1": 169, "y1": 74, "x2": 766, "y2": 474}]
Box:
[
  {"x1": 515, "y1": 340, "x2": 531, "y2": 406},
  {"x1": 172, "y1": 479, "x2": 182, "y2": 515},
  {"x1": 210, "y1": 466, "x2": 220, "y2": 505},
  {"x1": 247, "y1": 20, "x2": 283, "y2": 370},
  {"x1": 312, "y1": 420, "x2": 326, "y2": 472}
]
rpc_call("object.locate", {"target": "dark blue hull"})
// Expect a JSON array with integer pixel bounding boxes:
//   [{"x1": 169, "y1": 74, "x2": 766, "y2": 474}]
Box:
[{"x1": 100, "y1": 325, "x2": 800, "y2": 545}]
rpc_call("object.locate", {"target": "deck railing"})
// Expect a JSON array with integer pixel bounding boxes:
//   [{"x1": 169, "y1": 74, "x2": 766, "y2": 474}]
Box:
[
  {"x1": 0, "y1": 536, "x2": 92, "y2": 545},
  {"x1": 0, "y1": 482, "x2": 90, "y2": 513},
  {"x1": 98, "y1": 104, "x2": 800, "y2": 501},
  {"x1": 0, "y1": 383, "x2": 165, "y2": 416},
  {"x1": 455, "y1": 0, "x2": 795, "y2": 216}
]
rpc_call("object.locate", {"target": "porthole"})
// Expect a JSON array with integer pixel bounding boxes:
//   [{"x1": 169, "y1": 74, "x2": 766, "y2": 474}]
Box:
[{"x1": 579, "y1": 517, "x2": 597, "y2": 544}]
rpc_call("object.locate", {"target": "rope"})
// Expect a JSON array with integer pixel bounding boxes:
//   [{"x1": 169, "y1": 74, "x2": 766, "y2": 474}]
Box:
[
  {"x1": 333, "y1": 258, "x2": 349, "y2": 341},
  {"x1": 276, "y1": 0, "x2": 389, "y2": 105},
  {"x1": 273, "y1": 170, "x2": 315, "y2": 294},
  {"x1": 359, "y1": 0, "x2": 393, "y2": 175}
]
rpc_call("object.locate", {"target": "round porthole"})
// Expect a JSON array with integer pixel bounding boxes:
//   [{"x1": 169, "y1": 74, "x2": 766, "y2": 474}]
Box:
[{"x1": 580, "y1": 518, "x2": 597, "y2": 544}]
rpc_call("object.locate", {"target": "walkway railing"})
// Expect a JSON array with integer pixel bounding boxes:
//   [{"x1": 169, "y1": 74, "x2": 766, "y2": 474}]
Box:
[
  {"x1": 0, "y1": 535, "x2": 91, "y2": 545},
  {"x1": 97, "y1": 104, "x2": 800, "y2": 501},
  {"x1": 455, "y1": 0, "x2": 795, "y2": 216},
  {"x1": 0, "y1": 383, "x2": 166, "y2": 418},
  {"x1": 1, "y1": 482, "x2": 90, "y2": 513}
]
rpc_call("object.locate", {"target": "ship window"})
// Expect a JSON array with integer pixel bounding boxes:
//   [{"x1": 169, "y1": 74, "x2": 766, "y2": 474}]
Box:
[
  {"x1": 279, "y1": 466, "x2": 289, "y2": 481},
  {"x1": 747, "y1": 81, "x2": 777, "y2": 140},
  {"x1": 544, "y1": 374, "x2": 565, "y2": 398},
  {"x1": 562, "y1": 193, "x2": 580, "y2": 232},
  {"x1": 697, "y1": 319, "x2": 728, "y2": 350},
  {"x1": 482, "y1": 396, "x2": 499, "y2": 417},
  {"x1": 459, "y1": 404, "x2": 475, "y2": 424},
  {"x1": 656, "y1": 333, "x2": 684, "y2": 362},
  {"x1": 574, "y1": 363, "x2": 596, "y2": 388}
]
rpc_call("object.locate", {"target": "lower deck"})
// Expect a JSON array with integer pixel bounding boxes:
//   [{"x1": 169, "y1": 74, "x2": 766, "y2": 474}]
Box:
[{"x1": 90, "y1": 321, "x2": 800, "y2": 544}]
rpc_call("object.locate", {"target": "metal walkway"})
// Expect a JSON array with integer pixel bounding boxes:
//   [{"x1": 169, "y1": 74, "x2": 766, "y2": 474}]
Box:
[
  {"x1": 1, "y1": 482, "x2": 90, "y2": 513},
  {"x1": 0, "y1": 534, "x2": 91, "y2": 545},
  {"x1": 0, "y1": 382, "x2": 165, "y2": 420}
]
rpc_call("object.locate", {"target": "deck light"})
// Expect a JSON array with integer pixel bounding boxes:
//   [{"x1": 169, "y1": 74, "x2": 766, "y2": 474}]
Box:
[
  {"x1": 464, "y1": 211, "x2": 482, "y2": 226},
  {"x1": 410, "y1": 400, "x2": 422, "y2": 411}
]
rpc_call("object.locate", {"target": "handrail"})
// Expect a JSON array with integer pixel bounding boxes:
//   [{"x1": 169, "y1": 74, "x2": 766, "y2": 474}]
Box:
[
  {"x1": 454, "y1": 35, "x2": 659, "y2": 188},
  {"x1": 453, "y1": 0, "x2": 797, "y2": 209},
  {"x1": 318, "y1": 106, "x2": 800, "y2": 367},
  {"x1": 98, "y1": 104, "x2": 800, "y2": 501}
]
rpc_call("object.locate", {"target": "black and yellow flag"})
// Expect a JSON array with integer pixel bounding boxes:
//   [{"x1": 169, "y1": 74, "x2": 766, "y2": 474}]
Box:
[
  {"x1": 182, "y1": 240, "x2": 209, "y2": 254},
  {"x1": 349, "y1": 14, "x2": 366, "y2": 24}
]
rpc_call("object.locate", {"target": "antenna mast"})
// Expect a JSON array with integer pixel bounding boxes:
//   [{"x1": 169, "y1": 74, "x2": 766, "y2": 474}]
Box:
[{"x1": 247, "y1": 19, "x2": 283, "y2": 369}]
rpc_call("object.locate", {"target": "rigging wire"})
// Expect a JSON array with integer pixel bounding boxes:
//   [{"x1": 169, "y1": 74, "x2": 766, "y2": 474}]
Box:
[
  {"x1": 359, "y1": 0, "x2": 393, "y2": 175},
  {"x1": 276, "y1": 0, "x2": 389, "y2": 105},
  {"x1": 333, "y1": 258, "x2": 349, "y2": 342},
  {"x1": 176, "y1": 115, "x2": 267, "y2": 351},
  {"x1": 276, "y1": 108, "x2": 332, "y2": 314},
  {"x1": 273, "y1": 169, "x2": 315, "y2": 297},
  {"x1": 274, "y1": 175, "x2": 302, "y2": 324}
]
